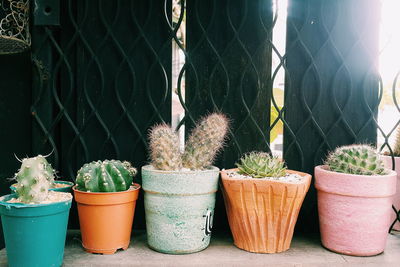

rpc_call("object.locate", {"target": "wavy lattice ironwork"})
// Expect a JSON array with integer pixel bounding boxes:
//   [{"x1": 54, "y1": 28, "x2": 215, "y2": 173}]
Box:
[{"x1": 29, "y1": 0, "x2": 391, "y2": 232}]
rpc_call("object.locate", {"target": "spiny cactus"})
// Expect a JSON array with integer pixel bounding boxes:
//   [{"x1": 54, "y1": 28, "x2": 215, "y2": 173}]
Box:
[
  {"x1": 148, "y1": 124, "x2": 182, "y2": 171},
  {"x1": 14, "y1": 155, "x2": 56, "y2": 203},
  {"x1": 182, "y1": 113, "x2": 229, "y2": 170},
  {"x1": 326, "y1": 144, "x2": 388, "y2": 176},
  {"x1": 76, "y1": 160, "x2": 137, "y2": 192},
  {"x1": 236, "y1": 152, "x2": 287, "y2": 178},
  {"x1": 393, "y1": 128, "x2": 400, "y2": 157}
]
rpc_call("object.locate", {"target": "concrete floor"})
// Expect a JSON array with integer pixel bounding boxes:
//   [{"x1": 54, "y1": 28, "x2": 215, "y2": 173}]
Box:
[{"x1": 1, "y1": 231, "x2": 400, "y2": 266}]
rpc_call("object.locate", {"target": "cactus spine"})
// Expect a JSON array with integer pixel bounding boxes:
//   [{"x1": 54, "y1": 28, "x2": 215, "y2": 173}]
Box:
[
  {"x1": 182, "y1": 113, "x2": 229, "y2": 170},
  {"x1": 236, "y1": 152, "x2": 287, "y2": 178},
  {"x1": 325, "y1": 144, "x2": 387, "y2": 176},
  {"x1": 15, "y1": 155, "x2": 56, "y2": 203},
  {"x1": 148, "y1": 124, "x2": 182, "y2": 170},
  {"x1": 76, "y1": 160, "x2": 137, "y2": 192}
]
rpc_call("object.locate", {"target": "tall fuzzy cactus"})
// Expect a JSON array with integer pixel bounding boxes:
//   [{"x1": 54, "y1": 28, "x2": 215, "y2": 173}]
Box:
[
  {"x1": 182, "y1": 113, "x2": 229, "y2": 170},
  {"x1": 148, "y1": 124, "x2": 182, "y2": 170},
  {"x1": 76, "y1": 160, "x2": 137, "y2": 192},
  {"x1": 393, "y1": 128, "x2": 400, "y2": 156},
  {"x1": 15, "y1": 155, "x2": 56, "y2": 203},
  {"x1": 326, "y1": 144, "x2": 387, "y2": 176}
]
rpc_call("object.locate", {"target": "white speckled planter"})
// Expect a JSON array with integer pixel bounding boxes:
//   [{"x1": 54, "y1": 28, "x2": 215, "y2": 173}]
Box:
[{"x1": 142, "y1": 165, "x2": 219, "y2": 254}]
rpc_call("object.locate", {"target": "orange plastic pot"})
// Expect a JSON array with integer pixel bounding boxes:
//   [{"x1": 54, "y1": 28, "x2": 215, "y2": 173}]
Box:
[
  {"x1": 221, "y1": 169, "x2": 311, "y2": 253},
  {"x1": 73, "y1": 184, "x2": 140, "y2": 254}
]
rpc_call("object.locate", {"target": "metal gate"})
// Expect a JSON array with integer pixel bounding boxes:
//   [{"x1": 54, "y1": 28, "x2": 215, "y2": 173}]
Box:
[{"x1": 0, "y1": 0, "x2": 388, "y2": 248}]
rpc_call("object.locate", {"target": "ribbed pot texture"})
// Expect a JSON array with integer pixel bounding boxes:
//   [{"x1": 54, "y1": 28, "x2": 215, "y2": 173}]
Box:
[
  {"x1": 314, "y1": 165, "x2": 397, "y2": 256},
  {"x1": 142, "y1": 165, "x2": 219, "y2": 254},
  {"x1": 381, "y1": 155, "x2": 400, "y2": 231},
  {"x1": 73, "y1": 184, "x2": 140, "y2": 255},
  {"x1": 221, "y1": 168, "x2": 311, "y2": 253}
]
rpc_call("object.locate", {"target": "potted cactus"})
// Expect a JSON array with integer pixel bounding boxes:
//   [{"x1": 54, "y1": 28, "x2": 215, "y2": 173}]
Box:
[
  {"x1": 220, "y1": 152, "x2": 311, "y2": 253},
  {"x1": 315, "y1": 144, "x2": 397, "y2": 256},
  {"x1": 73, "y1": 159, "x2": 140, "y2": 254},
  {"x1": 0, "y1": 155, "x2": 73, "y2": 267},
  {"x1": 9, "y1": 155, "x2": 74, "y2": 193},
  {"x1": 142, "y1": 113, "x2": 229, "y2": 254},
  {"x1": 381, "y1": 128, "x2": 400, "y2": 231}
]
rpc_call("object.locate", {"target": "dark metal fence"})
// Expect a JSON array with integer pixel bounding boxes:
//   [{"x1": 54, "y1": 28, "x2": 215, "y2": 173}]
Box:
[{"x1": 1, "y1": 0, "x2": 399, "y2": 249}]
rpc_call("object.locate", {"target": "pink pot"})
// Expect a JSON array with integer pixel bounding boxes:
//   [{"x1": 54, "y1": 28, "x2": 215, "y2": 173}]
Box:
[
  {"x1": 314, "y1": 165, "x2": 396, "y2": 256},
  {"x1": 381, "y1": 155, "x2": 400, "y2": 231}
]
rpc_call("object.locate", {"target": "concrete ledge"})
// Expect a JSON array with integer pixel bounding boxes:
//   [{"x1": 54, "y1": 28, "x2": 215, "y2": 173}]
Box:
[{"x1": 1, "y1": 231, "x2": 400, "y2": 266}]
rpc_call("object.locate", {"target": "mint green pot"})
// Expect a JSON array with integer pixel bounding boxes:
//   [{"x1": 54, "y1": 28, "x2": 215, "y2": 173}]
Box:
[
  {"x1": 10, "y1": 180, "x2": 74, "y2": 193},
  {"x1": 0, "y1": 194, "x2": 72, "y2": 267},
  {"x1": 142, "y1": 165, "x2": 219, "y2": 254}
]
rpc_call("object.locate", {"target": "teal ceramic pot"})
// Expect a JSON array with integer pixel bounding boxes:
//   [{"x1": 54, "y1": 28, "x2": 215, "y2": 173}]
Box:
[
  {"x1": 10, "y1": 180, "x2": 74, "y2": 193},
  {"x1": 142, "y1": 165, "x2": 219, "y2": 254},
  {"x1": 0, "y1": 193, "x2": 72, "y2": 267}
]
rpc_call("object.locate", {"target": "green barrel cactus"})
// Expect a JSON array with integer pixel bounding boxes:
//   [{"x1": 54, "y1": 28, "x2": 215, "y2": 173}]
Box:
[
  {"x1": 236, "y1": 152, "x2": 287, "y2": 178},
  {"x1": 14, "y1": 155, "x2": 56, "y2": 203},
  {"x1": 76, "y1": 160, "x2": 137, "y2": 192},
  {"x1": 182, "y1": 113, "x2": 229, "y2": 170},
  {"x1": 148, "y1": 124, "x2": 182, "y2": 171},
  {"x1": 325, "y1": 144, "x2": 387, "y2": 175}
]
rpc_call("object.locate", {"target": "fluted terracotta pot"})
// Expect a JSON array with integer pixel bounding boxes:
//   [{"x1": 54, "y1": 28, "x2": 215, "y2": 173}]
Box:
[
  {"x1": 315, "y1": 165, "x2": 397, "y2": 256},
  {"x1": 221, "y1": 168, "x2": 311, "y2": 253},
  {"x1": 381, "y1": 155, "x2": 400, "y2": 231}
]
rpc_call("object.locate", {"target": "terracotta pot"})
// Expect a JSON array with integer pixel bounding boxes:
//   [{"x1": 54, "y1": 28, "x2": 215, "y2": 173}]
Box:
[
  {"x1": 221, "y1": 168, "x2": 311, "y2": 253},
  {"x1": 73, "y1": 184, "x2": 140, "y2": 254},
  {"x1": 381, "y1": 155, "x2": 400, "y2": 231},
  {"x1": 314, "y1": 165, "x2": 396, "y2": 256}
]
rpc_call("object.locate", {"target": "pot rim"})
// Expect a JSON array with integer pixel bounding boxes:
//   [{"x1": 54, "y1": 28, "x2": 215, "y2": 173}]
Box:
[
  {"x1": 220, "y1": 168, "x2": 311, "y2": 184},
  {"x1": 0, "y1": 193, "x2": 72, "y2": 208},
  {"x1": 315, "y1": 165, "x2": 397, "y2": 178},
  {"x1": 142, "y1": 164, "x2": 219, "y2": 174},
  {"x1": 72, "y1": 183, "x2": 141, "y2": 195}
]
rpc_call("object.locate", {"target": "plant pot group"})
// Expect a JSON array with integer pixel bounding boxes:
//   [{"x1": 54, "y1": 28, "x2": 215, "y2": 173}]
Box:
[{"x1": 1, "y1": 162, "x2": 398, "y2": 266}]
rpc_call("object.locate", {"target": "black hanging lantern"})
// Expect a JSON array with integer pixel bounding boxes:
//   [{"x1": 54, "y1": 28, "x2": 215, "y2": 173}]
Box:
[{"x1": 0, "y1": 0, "x2": 30, "y2": 54}]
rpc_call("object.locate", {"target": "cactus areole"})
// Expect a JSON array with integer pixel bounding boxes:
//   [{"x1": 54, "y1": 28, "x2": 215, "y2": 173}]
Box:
[{"x1": 76, "y1": 160, "x2": 137, "y2": 192}]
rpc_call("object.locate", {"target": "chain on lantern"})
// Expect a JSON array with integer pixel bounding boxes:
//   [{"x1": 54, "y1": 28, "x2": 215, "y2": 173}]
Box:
[{"x1": 0, "y1": 0, "x2": 30, "y2": 54}]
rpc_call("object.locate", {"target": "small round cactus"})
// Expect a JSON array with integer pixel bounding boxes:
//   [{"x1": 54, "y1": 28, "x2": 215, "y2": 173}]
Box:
[
  {"x1": 76, "y1": 160, "x2": 137, "y2": 192},
  {"x1": 148, "y1": 124, "x2": 182, "y2": 171},
  {"x1": 236, "y1": 152, "x2": 287, "y2": 178},
  {"x1": 325, "y1": 144, "x2": 387, "y2": 176},
  {"x1": 182, "y1": 113, "x2": 229, "y2": 170},
  {"x1": 14, "y1": 155, "x2": 56, "y2": 203}
]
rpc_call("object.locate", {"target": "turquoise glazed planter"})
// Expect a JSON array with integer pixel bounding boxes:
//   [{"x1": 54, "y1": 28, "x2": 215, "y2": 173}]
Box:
[
  {"x1": 0, "y1": 193, "x2": 72, "y2": 267},
  {"x1": 142, "y1": 165, "x2": 219, "y2": 254},
  {"x1": 10, "y1": 180, "x2": 74, "y2": 193}
]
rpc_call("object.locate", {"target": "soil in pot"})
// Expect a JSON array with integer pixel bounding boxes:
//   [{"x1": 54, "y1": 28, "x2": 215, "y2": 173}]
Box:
[
  {"x1": 10, "y1": 180, "x2": 75, "y2": 193},
  {"x1": 73, "y1": 184, "x2": 140, "y2": 254},
  {"x1": 221, "y1": 168, "x2": 311, "y2": 253}
]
